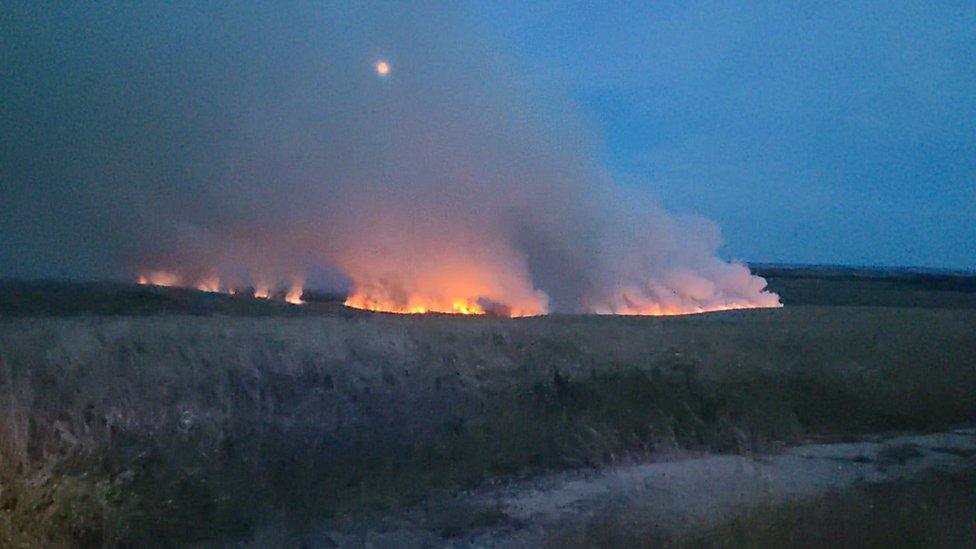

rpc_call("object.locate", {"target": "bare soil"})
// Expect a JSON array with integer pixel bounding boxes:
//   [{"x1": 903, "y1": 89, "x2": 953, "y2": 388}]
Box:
[{"x1": 306, "y1": 428, "x2": 976, "y2": 547}]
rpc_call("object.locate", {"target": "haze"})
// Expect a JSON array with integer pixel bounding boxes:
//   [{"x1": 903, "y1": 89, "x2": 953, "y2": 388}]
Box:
[{"x1": 1, "y1": 2, "x2": 971, "y2": 314}]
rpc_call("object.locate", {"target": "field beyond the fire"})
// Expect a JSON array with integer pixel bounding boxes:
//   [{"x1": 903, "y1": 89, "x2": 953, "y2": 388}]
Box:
[{"x1": 1, "y1": 268, "x2": 975, "y2": 546}]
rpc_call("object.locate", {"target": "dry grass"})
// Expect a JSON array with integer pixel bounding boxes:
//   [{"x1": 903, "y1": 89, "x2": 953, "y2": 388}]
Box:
[
  {"x1": 553, "y1": 464, "x2": 976, "y2": 548},
  {"x1": 0, "y1": 304, "x2": 974, "y2": 545}
]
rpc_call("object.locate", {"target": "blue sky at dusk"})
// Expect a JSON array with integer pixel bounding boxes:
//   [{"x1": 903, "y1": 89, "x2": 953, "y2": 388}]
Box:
[
  {"x1": 2, "y1": 1, "x2": 974, "y2": 281},
  {"x1": 476, "y1": 1, "x2": 975, "y2": 268}
]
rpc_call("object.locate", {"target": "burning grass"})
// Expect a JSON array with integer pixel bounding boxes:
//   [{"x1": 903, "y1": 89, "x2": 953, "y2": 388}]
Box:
[{"x1": 136, "y1": 271, "x2": 307, "y2": 305}]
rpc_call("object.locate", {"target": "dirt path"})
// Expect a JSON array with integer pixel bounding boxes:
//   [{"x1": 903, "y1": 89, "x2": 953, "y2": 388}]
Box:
[{"x1": 310, "y1": 428, "x2": 976, "y2": 547}]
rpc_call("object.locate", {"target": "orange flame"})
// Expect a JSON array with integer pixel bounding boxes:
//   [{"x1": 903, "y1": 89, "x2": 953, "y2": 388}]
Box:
[
  {"x1": 451, "y1": 299, "x2": 484, "y2": 315},
  {"x1": 135, "y1": 270, "x2": 305, "y2": 305},
  {"x1": 588, "y1": 279, "x2": 782, "y2": 316},
  {"x1": 284, "y1": 281, "x2": 304, "y2": 305},
  {"x1": 593, "y1": 301, "x2": 777, "y2": 316},
  {"x1": 336, "y1": 229, "x2": 549, "y2": 317},
  {"x1": 196, "y1": 275, "x2": 221, "y2": 293},
  {"x1": 137, "y1": 270, "x2": 181, "y2": 287},
  {"x1": 343, "y1": 291, "x2": 536, "y2": 317}
]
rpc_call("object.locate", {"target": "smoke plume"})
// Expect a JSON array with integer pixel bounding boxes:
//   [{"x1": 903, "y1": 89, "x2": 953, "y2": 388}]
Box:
[{"x1": 1, "y1": 3, "x2": 779, "y2": 314}]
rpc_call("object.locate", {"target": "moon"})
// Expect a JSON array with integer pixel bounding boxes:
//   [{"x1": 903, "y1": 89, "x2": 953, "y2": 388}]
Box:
[{"x1": 375, "y1": 60, "x2": 390, "y2": 76}]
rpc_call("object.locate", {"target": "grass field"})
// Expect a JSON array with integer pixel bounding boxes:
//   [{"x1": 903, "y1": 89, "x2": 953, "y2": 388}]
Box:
[
  {"x1": 550, "y1": 465, "x2": 976, "y2": 548},
  {"x1": 1, "y1": 268, "x2": 974, "y2": 546}
]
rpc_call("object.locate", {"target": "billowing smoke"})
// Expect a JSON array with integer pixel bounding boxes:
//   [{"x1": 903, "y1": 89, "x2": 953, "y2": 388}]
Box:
[{"x1": 1, "y1": 3, "x2": 779, "y2": 314}]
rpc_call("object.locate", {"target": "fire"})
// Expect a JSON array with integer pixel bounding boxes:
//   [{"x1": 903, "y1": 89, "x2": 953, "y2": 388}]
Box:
[
  {"x1": 343, "y1": 291, "x2": 536, "y2": 317},
  {"x1": 451, "y1": 299, "x2": 484, "y2": 315},
  {"x1": 137, "y1": 270, "x2": 181, "y2": 287},
  {"x1": 337, "y1": 241, "x2": 549, "y2": 317},
  {"x1": 343, "y1": 296, "x2": 485, "y2": 315},
  {"x1": 196, "y1": 275, "x2": 221, "y2": 293},
  {"x1": 587, "y1": 273, "x2": 783, "y2": 316},
  {"x1": 592, "y1": 301, "x2": 776, "y2": 316},
  {"x1": 134, "y1": 270, "x2": 305, "y2": 305},
  {"x1": 335, "y1": 218, "x2": 550, "y2": 317},
  {"x1": 284, "y1": 283, "x2": 304, "y2": 305}
]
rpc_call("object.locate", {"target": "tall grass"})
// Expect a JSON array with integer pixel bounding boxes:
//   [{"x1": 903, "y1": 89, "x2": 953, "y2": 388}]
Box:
[
  {"x1": 549, "y1": 464, "x2": 976, "y2": 548},
  {"x1": 1, "y1": 308, "x2": 974, "y2": 545}
]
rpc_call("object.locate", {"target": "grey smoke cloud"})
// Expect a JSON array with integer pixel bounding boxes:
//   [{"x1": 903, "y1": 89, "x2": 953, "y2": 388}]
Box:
[{"x1": 1, "y1": 2, "x2": 778, "y2": 314}]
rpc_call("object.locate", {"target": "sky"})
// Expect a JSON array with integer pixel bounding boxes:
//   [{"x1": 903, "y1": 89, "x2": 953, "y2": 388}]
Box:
[
  {"x1": 1, "y1": 1, "x2": 974, "y2": 284},
  {"x1": 476, "y1": 1, "x2": 976, "y2": 269}
]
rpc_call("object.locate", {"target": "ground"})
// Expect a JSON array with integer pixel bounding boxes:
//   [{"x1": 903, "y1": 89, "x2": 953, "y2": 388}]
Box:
[{"x1": 0, "y1": 266, "x2": 974, "y2": 547}]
